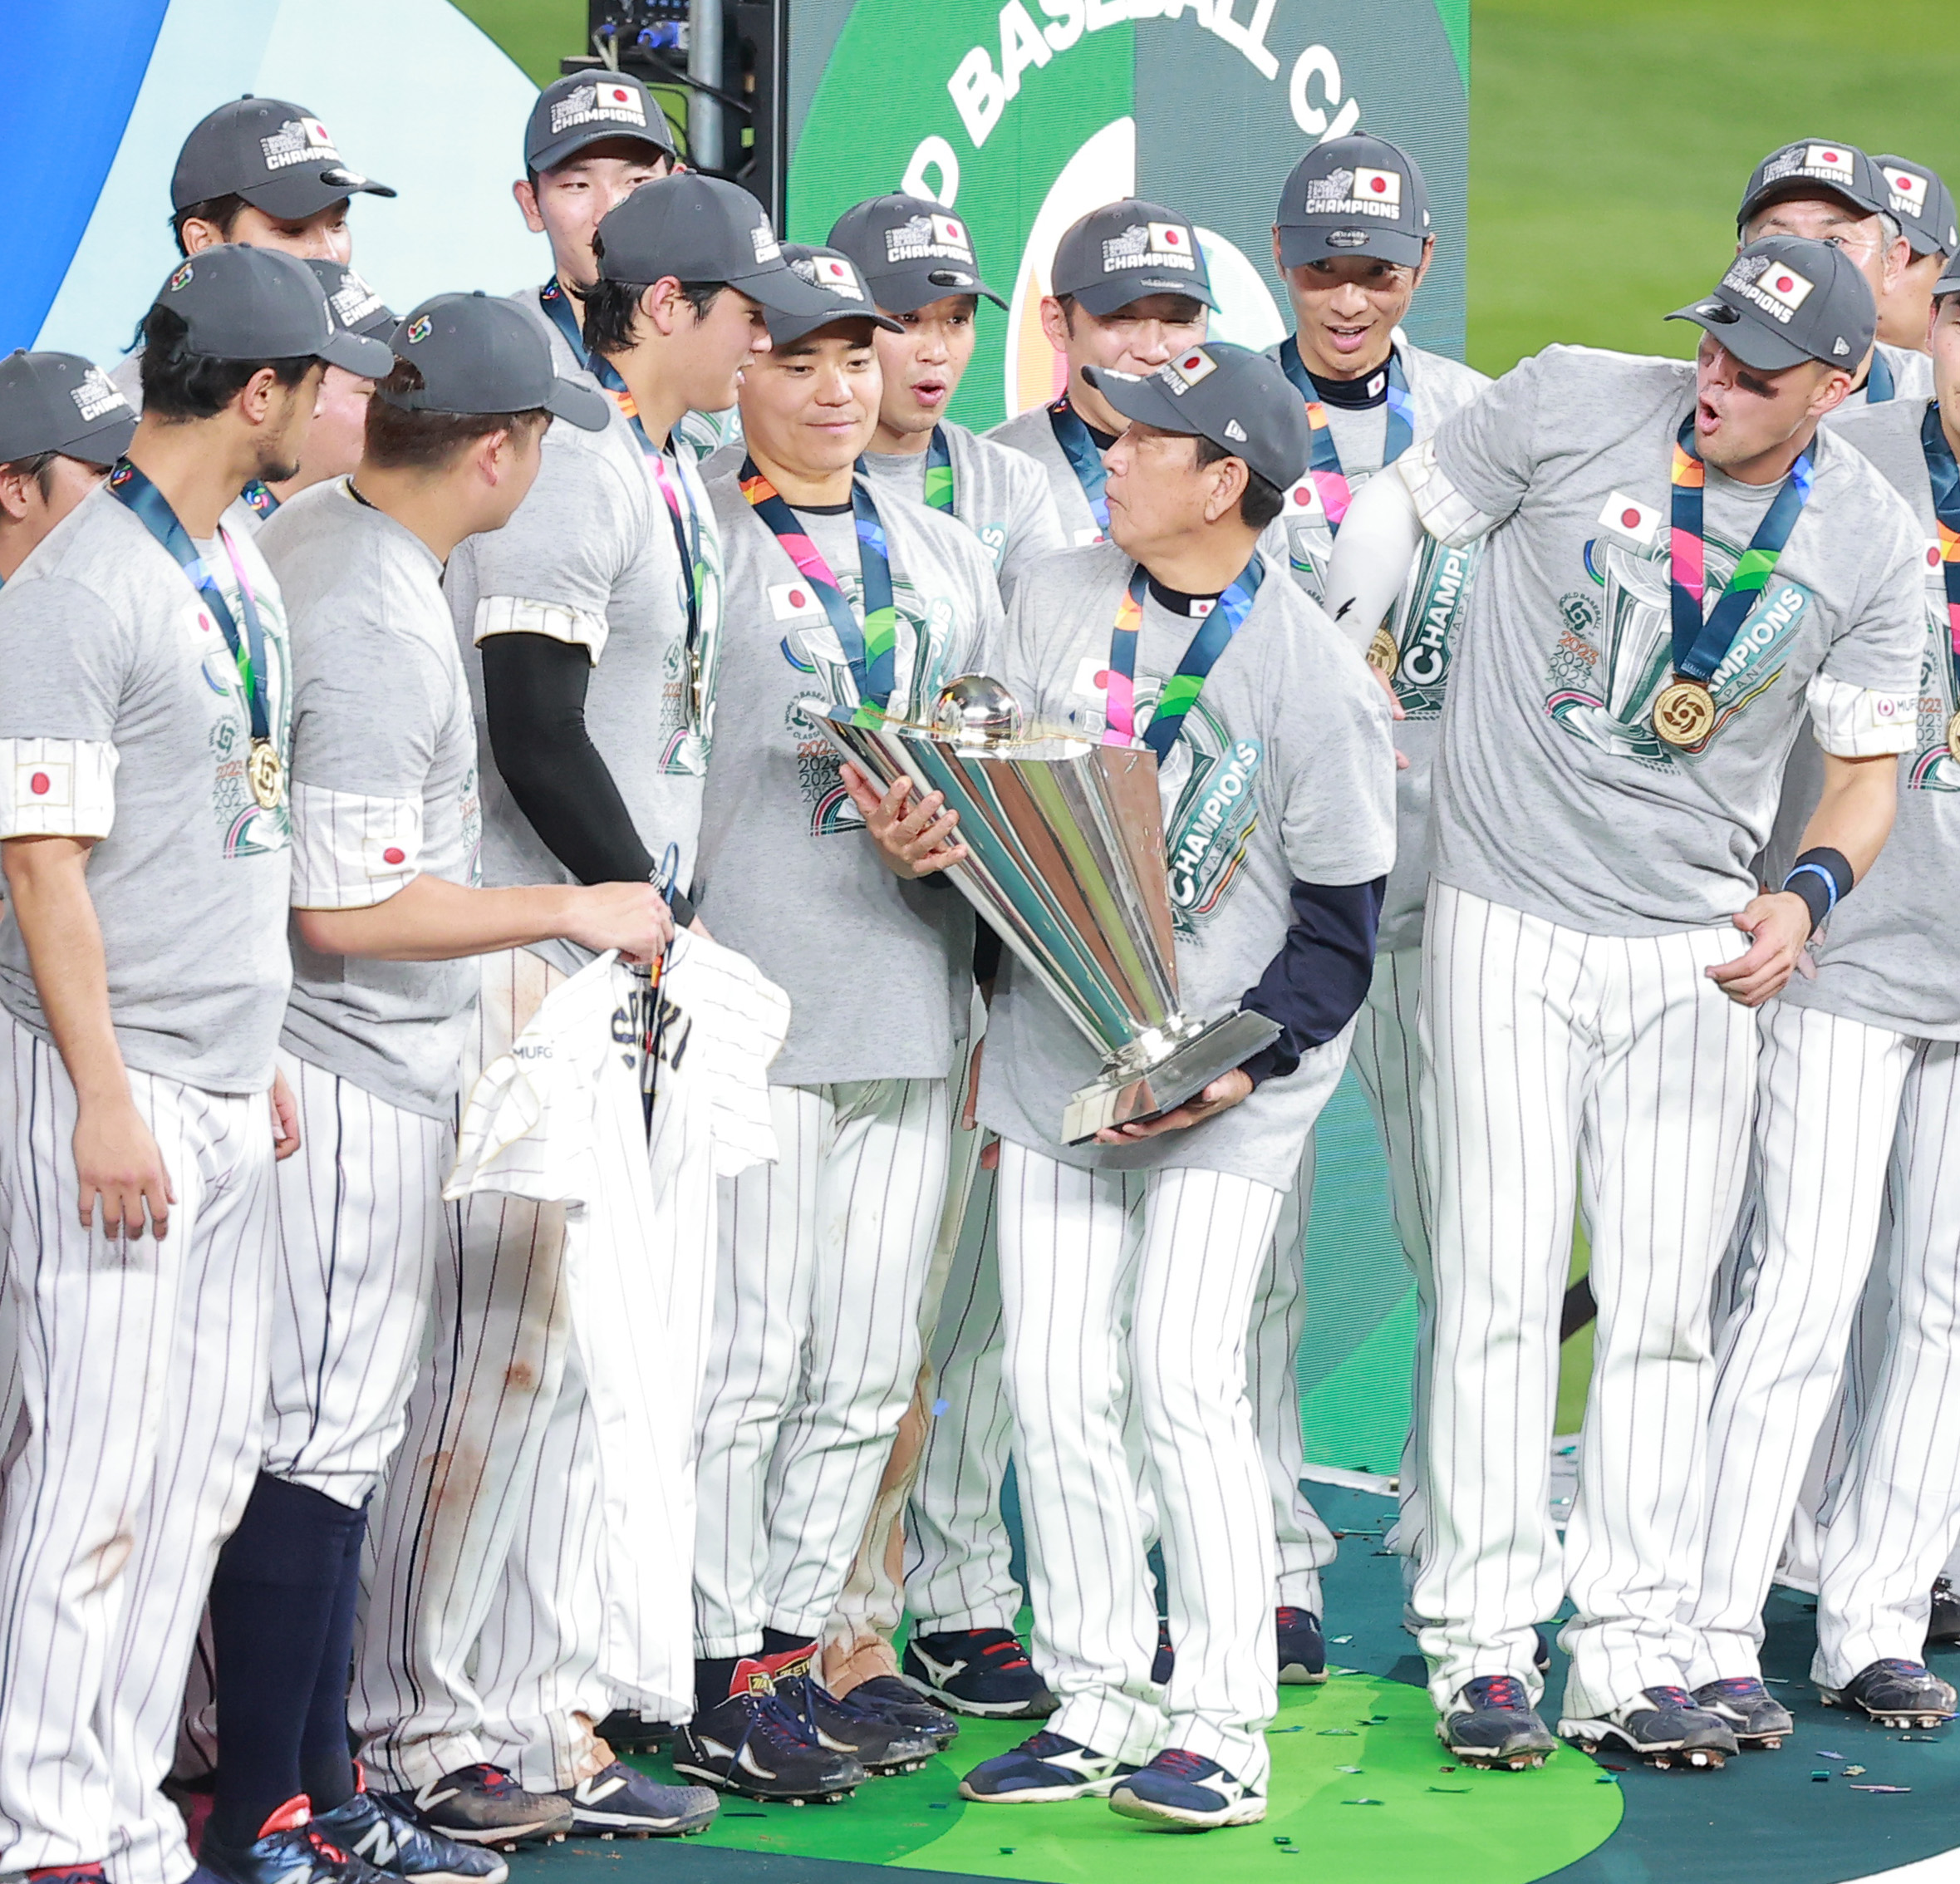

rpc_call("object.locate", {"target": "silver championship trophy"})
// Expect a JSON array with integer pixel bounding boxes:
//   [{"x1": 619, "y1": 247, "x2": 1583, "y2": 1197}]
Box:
[{"x1": 805, "y1": 677, "x2": 1279, "y2": 1144}]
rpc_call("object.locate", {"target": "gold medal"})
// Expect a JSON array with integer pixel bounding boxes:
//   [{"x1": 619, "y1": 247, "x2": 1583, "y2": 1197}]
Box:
[
  {"x1": 1367, "y1": 625, "x2": 1400, "y2": 677},
  {"x1": 247, "y1": 737, "x2": 284, "y2": 810},
  {"x1": 1653, "y1": 677, "x2": 1717, "y2": 749},
  {"x1": 1948, "y1": 710, "x2": 1960, "y2": 765}
]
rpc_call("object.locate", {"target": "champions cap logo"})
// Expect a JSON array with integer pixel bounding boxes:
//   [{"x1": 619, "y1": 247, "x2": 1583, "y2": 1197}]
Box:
[
  {"x1": 801, "y1": 253, "x2": 865, "y2": 299},
  {"x1": 884, "y1": 212, "x2": 974, "y2": 264},
  {"x1": 1882, "y1": 165, "x2": 1928, "y2": 217},
  {"x1": 1761, "y1": 143, "x2": 1857, "y2": 189},
  {"x1": 261, "y1": 116, "x2": 340, "y2": 172},
  {"x1": 752, "y1": 221, "x2": 781, "y2": 263},
  {"x1": 1352, "y1": 167, "x2": 1402, "y2": 206},
  {"x1": 328, "y1": 273, "x2": 385, "y2": 330},
  {"x1": 1161, "y1": 347, "x2": 1217, "y2": 392},
  {"x1": 549, "y1": 80, "x2": 648, "y2": 134},
  {"x1": 1304, "y1": 166, "x2": 1403, "y2": 219},
  {"x1": 1101, "y1": 222, "x2": 1196, "y2": 273},
  {"x1": 1722, "y1": 253, "x2": 1813, "y2": 322},
  {"x1": 70, "y1": 367, "x2": 129, "y2": 425}
]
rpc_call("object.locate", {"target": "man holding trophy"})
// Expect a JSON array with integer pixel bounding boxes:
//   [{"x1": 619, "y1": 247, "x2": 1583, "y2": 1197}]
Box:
[{"x1": 843, "y1": 340, "x2": 1395, "y2": 1830}]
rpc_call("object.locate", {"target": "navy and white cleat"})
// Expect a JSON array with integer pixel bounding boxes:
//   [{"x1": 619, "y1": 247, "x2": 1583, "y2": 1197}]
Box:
[
  {"x1": 550, "y1": 1762, "x2": 718, "y2": 1837},
  {"x1": 673, "y1": 1691, "x2": 865, "y2": 1803},
  {"x1": 1559, "y1": 1687, "x2": 1736, "y2": 1768},
  {"x1": 842, "y1": 1674, "x2": 959, "y2": 1750},
  {"x1": 1927, "y1": 1578, "x2": 1960, "y2": 1649},
  {"x1": 1437, "y1": 1675, "x2": 1557, "y2": 1770},
  {"x1": 1820, "y1": 1659, "x2": 1958, "y2": 1729},
  {"x1": 959, "y1": 1731, "x2": 1141, "y2": 1803},
  {"x1": 312, "y1": 1781, "x2": 512, "y2": 1882},
  {"x1": 375, "y1": 1768, "x2": 572, "y2": 1851},
  {"x1": 197, "y1": 1798, "x2": 391, "y2": 1884},
  {"x1": 1108, "y1": 1749, "x2": 1265, "y2": 1830},
  {"x1": 1691, "y1": 1677, "x2": 1791, "y2": 1749},
  {"x1": 772, "y1": 1669, "x2": 938, "y2": 1775},
  {"x1": 904, "y1": 1627, "x2": 1058, "y2": 1719},
  {"x1": 1275, "y1": 1607, "x2": 1326, "y2": 1685}
]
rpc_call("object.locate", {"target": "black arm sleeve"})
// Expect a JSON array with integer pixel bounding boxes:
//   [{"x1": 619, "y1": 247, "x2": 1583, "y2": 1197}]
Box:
[
  {"x1": 480, "y1": 632, "x2": 695, "y2": 926},
  {"x1": 1237, "y1": 877, "x2": 1386, "y2": 1088}
]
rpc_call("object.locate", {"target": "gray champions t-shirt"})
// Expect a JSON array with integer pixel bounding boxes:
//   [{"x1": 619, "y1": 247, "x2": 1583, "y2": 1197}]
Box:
[
  {"x1": 692, "y1": 471, "x2": 1005, "y2": 1087},
  {"x1": 446, "y1": 351, "x2": 722, "y2": 977},
  {"x1": 975, "y1": 544, "x2": 1398, "y2": 1188},
  {"x1": 1775, "y1": 396, "x2": 1960, "y2": 1038},
  {"x1": 0, "y1": 485, "x2": 294, "y2": 1092},
  {"x1": 1257, "y1": 340, "x2": 1491, "y2": 952},
  {"x1": 261, "y1": 481, "x2": 484, "y2": 1117},
  {"x1": 857, "y1": 422, "x2": 1068, "y2": 604},
  {"x1": 1823, "y1": 341, "x2": 1936, "y2": 423},
  {"x1": 985, "y1": 401, "x2": 1108, "y2": 548},
  {"x1": 1425, "y1": 345, "x2": 1923, "y2": 937}
]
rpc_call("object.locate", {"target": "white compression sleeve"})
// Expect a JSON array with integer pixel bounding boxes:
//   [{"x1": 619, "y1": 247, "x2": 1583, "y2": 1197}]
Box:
[{"x1": 1321, "y1": 468, "x2": 1424, "y2": 658}]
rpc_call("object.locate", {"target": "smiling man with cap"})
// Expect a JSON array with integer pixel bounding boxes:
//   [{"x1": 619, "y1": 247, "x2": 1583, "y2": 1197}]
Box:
[
  {"x1": 0, "y1": 350, "x2": 136, "y2": 582},
  {"x1": 353, "y1": 175, "x2": 818, "y2": 1843},
  {"x1": 673, "y1": 242, "x2": 1004, "y2": 1805},
  {"x1": 1737, "y1": 138, "x2": 1933, "y2": 411},
  {"x1": 986, "y1": 199, "x2": 1215, "y2": 546},
  {"x1": 1321, "y1": 234, "x2": 1922, "y2": 1772},
  {"x1": 1871, "y1": 155, "x2": 1959, "y2": 353},
  {"x1": 865, "y1": 340, "x2": 1393, "y2": 1830},
  {"x1": 0, "y1": 243, "x2": 389, "y2": 1884}
]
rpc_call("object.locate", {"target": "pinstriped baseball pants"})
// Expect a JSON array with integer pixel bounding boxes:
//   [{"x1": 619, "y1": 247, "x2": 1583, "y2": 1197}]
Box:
[
  {"x1": 0, "y1": 1016, "x2": 276, "y2": 1884},
  {"x1": 1412, "y1": 884, "x2": 1756, "y2": 1719},
  {"x1": 995, "y1": 1145, "x2": 1281, "y2": 1786}
]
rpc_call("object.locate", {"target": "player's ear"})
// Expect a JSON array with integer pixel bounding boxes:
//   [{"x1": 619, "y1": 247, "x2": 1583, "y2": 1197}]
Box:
[
  {"x1": 1410, "y1": 234, "x2": 1436, "y2": 289},
  {"x1": 1038, "y1": 295, "x2": 1071, "y2": 358},
  {"x1": 0, "y1": 465, "x2": 33, "y2": 523},
  {"x1": 179, "y1": 217, "x2": 224, "y2": 255},
  {"x1": 513, "y1": 176, "x2": 545, "y2": 234},
  {"x1": 1270, "y1": 225, "x2": 1285, "y2": 272}
]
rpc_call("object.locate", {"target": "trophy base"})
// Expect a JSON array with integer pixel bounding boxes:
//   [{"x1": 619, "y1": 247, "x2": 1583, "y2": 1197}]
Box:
[{"x1": 1063, "y1": 1009, "x2": 1283, "y2": 1145}]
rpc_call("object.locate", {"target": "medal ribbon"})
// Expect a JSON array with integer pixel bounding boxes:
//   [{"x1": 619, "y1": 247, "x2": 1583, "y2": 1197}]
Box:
[
  {"x1": 1919, "y1": 401, "x2": 1960, "y2": 679},
  {"x1": 1868, "y1": 347, "x2": 1896, "y2": 406},
  {"x1": 739, "y1": 456, "x2": 897, "y2": 717},
  {"x1": 1103, "y1": 555, "x2": 1266, "y2": 760},
  {"x1": 107, "y1": 460, "x2": 273, "y2": 746},
  {"x1": 1668, "y1": 416, "x2": 1812, "y2": 682},
  {"x1": 923, "y1": 425, "x2": 955, "y2": 513},
  {"x1": 1046, "y1": 396, "x2": 1110, "y2": 536},
  {"x1": 1276, "y1": 337, "x2": 1415, "y2": 530}
]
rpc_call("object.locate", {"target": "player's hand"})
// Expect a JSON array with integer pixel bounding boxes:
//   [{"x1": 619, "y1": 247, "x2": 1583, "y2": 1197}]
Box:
[
  {"x1": 1093, "y1": 1068, "x2": 1254, "y2": 1143},
  {"x1": 565, "y1": 881, "x2": 676, "y2": 964},
  {"x1": 72, "y1": 1096, "x2": 174, "y2": 1241},
  {"x1": 1708, "y1": 891, "x2": 1813, "y2": 1007},
  {"x1": 270, "y1": 1068, "x2": 302, "y2": 1161},
  {"x1": 1368, "y1": 662, "x2": 1412, "y2": 773},
  {"x1": 840, "y1": 763, "x2": 969, "y2": 878}
]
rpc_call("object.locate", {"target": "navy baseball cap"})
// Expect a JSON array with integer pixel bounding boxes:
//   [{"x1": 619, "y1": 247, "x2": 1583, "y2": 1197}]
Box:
[
  {"x1": 1737, "y1": 139, "x2": 1889, "y2": 229},
  {"x1": 765, "y1": 246, "x2": 904, "y2": 349},
  {"x1": 0, "y1": 350, "x2": 137, "y2": 466},
  {"x1": 381, "y1": 293, "x2": 608, "y2": 430},
  {"x1": 171, "y1": 96, "x2": 395, "y2": 221},
  {"x1": 1275, "y1": 133, "x2": 1432, "y2": 268},
  {"x1": 305, "y1": 260, "x2": 395, "y2": 342},
  {"x1": 1668, "y1": 235, "x2": 1876, "y2": 372},
  {"x1": 149, "y1": 246, "x2": 395, "y2": 376},
  {"x1": 1050, "y1": 199, "x2": 1215, "y2": 317},
  {"x1": 1875, "y1": 155, "x2": 1959, "y2": 258},
  {"x1": 526, "y1": 71, "x2": 676, "y2": 174},
  {"x1": 828, "y1": 194, "x2": 1005, "y2": 314},
  {"x1": 594, "y1": 175, "x2": 833, "y2": 315},
  {"x1": 1083, "y1": 342, "x2": 1309, "y2": 489}
]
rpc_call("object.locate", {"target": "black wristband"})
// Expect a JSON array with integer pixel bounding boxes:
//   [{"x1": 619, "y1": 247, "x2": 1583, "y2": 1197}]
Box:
[
  {"x1": 1782, "y1": 844, "x2": 1853, "y2": 934},
  {"x1": 667, "y1": 884, "x2": 695, "y2": 928}
]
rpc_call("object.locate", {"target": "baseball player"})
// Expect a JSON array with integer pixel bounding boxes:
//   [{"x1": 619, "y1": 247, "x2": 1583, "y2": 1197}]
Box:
[
  {"x1": 0, "y1": 246, "x2": 386, "y2": 1884},
  {"x1": 351, "y1": 176, "x2": 816, "y2": 1839},
  {"x1": 985, "y1": 199, "x2": 1214, "y2": 545},
  {"x1": 676, "y1": 244, "x2": 1002, "y2": 1802},
  {"x1": 1684, "y1": 255, "x2": 1960, "y2": 1740},
  {"x1": 1873, "y1": 156, "x2": 1958, "y2": 353},
  {"x1": 1248, "y1": 132, "x2": 1491, "y2": 1675},
  {"x1": 0, "y1": 352, "x2": 136, "y2": 582},
  {"x1": 876, "y1": 342, "x2": 1393, "y2": 1831},
  {"x1": 829, "y1": 193, "x2": 1065, "y2": 601},
  {"x1": 1321, "y1": 236, "x2": 1922, "y2": 1768},
  {"x1": 1738, "y1": 140, "x2": 1933, "y2": 412}
]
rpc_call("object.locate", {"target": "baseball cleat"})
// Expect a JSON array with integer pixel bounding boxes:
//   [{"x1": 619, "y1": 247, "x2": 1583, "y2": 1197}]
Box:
[
  {"x1": 375, "y1": 1768, "x2": 572, "y2": 1851},
  {"x1": 1437, "y1": 1675, "x2": 1557, "y2": 1769},
  {"x1": 772, "y1": 1666, "x2": 939, "y2": 1775},
  {"x1": 1691, "y1": 1677, "x2": 1792, "y2": 1749},
  {"x1": 902, "y1": 1628, "x2": 1058, "y2": 1719},
  {"x1": 1820, "y1": 1659, "x2": 1958, "y2": 1729},
  {"x1": 959, "y1": 1731, "x2": 1141, "y2": 1803},
  {"x1": 1927, "y1": 1579, "x2": 1960, "y2": 1649},
  {"x1": 1559, "y1": 1687, "x2": 1736, "y2": 1768},
  {"x1": 549, "y1": 1762, "x2": 718, "y2": 1837},
  {"x1": 595, "y1": 1709, "x2": 674, "y2": 1754},
  {"x1": 196, "y1": 1798, "x2": 390, "y2": 1884},
  {"x1": 1108, "y1": 1749, "x2": 1265, "y2": 1830},
  {"x1": 1276, "y1": 1606, "x2": 1326, "y2": 1685},
  {"x1": 840, "y1": 1674, "x2": 960, "y2": 1749},
  {"x1": 673, "y1": 1691, "x2": 865, "y2": 1803},
  {"x1": 312, "y1": 1781, "x2": 512, "y2": 1882}
]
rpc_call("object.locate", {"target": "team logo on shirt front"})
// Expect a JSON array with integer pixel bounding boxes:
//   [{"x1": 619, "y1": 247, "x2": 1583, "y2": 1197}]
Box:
[
  {"x1": 1158, "y1": 698, "x2": 1262, "y2": 932},
  {"x1": 1906, "y1": 563, "x2": 1960, "y2": 793}
]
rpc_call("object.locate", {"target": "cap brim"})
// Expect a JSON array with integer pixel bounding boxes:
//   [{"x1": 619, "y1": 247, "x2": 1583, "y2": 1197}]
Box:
[
  {"x1": 1068, "y1": 273, "x2": 1217, "y2": 317},
  {"x1": 1738, "y1": 179, "x2": 1884, "y2": 229},
  {"x1": 320, "y1": 329, "x2": 398, "y2": 377},
  {"x1": 733, "y1": 264, "x2": 845, "y2": 317},
  {"x1": 1080, "y1": 362, "x2": 1200, "y2": 435},
  {"x1": 1277, "y1": 224, "x2": 1428, "y2": 268},
  {"x1": 60, "y1": 412, "x2": 138, "y2": 468},
  {"x1": 1664, "y1": 301, "x2": 1815, "y2": 371},
  {"x1": 546, "y1": 376, "x2": 612, "y2": 431},
  {"x1": 528, "y1": 123, "x2": 676, "y2": 175},
  {"x1": 766, "y1": 307, "x2": 906, "y2": 349},
  {"x1": 862, "y1": 268, "x2": 1007, "y2": 314},
  {"x1": 238, "y1": 166, "x2": 397, "y2": 221}
]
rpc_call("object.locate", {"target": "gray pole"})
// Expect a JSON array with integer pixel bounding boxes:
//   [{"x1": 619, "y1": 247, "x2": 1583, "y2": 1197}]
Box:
[{"x1": 688, "y1": 0, "x2": 724, "y2": 171}]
